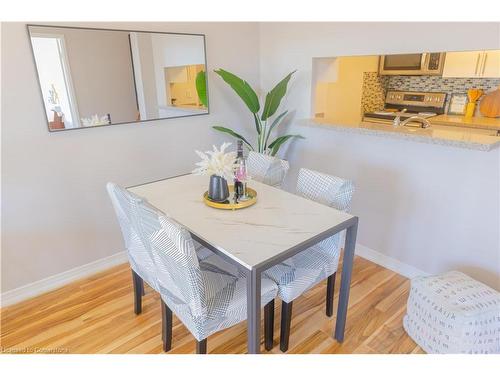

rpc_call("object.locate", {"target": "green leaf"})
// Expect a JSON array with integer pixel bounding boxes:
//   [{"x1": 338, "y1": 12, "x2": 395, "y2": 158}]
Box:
[
  {"x1": 212, "y1": 126, "x2": 254, "y2": 150},
  {"x1": 253, "y1": 113, "x2": 261, "y2": 135},
  {"x1": 264, "y1": 110, "x2": 288, "y2": 149},
  {"x1": 214, "y1": 69, "x2": 260, "y2": 114},
  {"x1": 268, "y1": 134, "x2": 304, "y2": 156},
  {"x1": 261, "y1": 70, "x2": 296, "y2": 121},
  {"x1": 195, "y1": 70, "x2": 208, "y2": 107}
]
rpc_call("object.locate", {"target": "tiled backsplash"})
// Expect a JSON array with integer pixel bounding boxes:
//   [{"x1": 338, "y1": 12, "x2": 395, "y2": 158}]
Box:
[
  {"x1": 386, "y1": 76, "x2": 500, "y2": 93},
  {"x1": 386, "y1": 76, "x2": 500, "y2": 112},
  {"x1": 361, "y1": 74, "x2": 500, "y2": 114},
  {"x1": 361, "y1": 72, "x2": 389, "y2": 114}
]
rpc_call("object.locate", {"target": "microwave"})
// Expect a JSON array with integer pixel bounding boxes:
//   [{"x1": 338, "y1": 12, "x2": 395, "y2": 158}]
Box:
[{"x1": 379, "y1": 52, "x2": 445, "y2": 76}]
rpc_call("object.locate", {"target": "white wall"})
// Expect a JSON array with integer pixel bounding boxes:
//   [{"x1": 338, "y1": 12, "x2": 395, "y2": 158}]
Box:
[
  {"x1": 259, "y1": 22, "x2": 500, "y2": 288},
  {"x1": 2, "y1": 22, "x2": 500, "y2": 297},
  {"x1": 1, "y1": 22, "x2": 260, "y2": 292}
]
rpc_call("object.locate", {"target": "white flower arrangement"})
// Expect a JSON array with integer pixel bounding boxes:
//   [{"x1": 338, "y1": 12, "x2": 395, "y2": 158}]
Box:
[
  {"x1": 81, "y1": 114, "x2": 110, "y2": 127},
  {"x1": 192, "y1": 142, "x2": 236, "y2": 181}
]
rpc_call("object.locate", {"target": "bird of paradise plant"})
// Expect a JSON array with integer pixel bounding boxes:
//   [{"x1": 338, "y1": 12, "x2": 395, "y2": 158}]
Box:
[{"x1": 213, "y1": 69, "x2": 304, "y2": 156}]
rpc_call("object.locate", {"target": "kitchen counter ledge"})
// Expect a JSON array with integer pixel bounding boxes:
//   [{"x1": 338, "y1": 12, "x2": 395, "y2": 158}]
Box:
[
  {"x1": 430, "y1": 115, "x2": 500, "y2": 132},
  {"x1": 307, "y1": 119, "x2": 500, "y2": 151}
]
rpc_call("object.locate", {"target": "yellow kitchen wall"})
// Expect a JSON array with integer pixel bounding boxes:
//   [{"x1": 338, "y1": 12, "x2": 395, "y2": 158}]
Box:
[{"x1": 321, "y1": 56, "x2": 379, "y2": 125}]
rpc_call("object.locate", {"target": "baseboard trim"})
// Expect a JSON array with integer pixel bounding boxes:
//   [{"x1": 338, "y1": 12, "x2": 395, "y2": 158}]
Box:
[
  {"x1": 1, "y1": 251, "x2": 128, "y2": 308},
  {"x1": 355, "y1": 243, "x2": 428, "y2": 280},
  {"x1": 1, "y1": 243, "x2": 426, "y2": 308}
]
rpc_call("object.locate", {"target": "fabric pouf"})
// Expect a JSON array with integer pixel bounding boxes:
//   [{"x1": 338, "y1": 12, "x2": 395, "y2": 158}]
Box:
[{"x1": 403, "y1": 271, "x2": 500, "y2": 354}]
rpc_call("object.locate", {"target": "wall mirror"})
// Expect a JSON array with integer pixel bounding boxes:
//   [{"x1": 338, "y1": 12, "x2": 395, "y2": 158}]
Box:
[
  {"x1": 28, "y1": 25, "x2": 208, "y2": 132},
  {"x1": 312, "y1": 49, "x2": 500, "y2": 129}
]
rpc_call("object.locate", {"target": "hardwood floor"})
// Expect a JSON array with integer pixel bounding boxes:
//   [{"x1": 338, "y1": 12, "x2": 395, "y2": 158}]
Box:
[{"x1": 0, "y1": 255, "x2": 424, "y2": 354}]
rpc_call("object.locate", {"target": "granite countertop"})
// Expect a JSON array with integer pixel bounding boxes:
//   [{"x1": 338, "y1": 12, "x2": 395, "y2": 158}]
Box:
[
  {"x1": 308, "y1": 118, "x2": 500, "y2": 151},
  {"x1": 430, "y1": 115, "x2": 500, "y2": 131}
]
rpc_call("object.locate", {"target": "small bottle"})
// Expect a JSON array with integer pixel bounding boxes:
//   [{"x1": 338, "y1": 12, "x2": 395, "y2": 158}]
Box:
[
  {"x1": 234, "y1": 140, "x2": 245, "y2": 199},
  {"x1": 238, "y1": 156, "x2": 249, "y2": 200}
]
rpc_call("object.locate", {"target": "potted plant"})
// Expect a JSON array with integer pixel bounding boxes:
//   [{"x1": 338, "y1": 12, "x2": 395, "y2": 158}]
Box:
[
  {"x1": 192, "y1": 143, "x2": 236, "y2": 202},
  {"x1": 213, "y1": 69, "x2": 304, "y2": 156}
]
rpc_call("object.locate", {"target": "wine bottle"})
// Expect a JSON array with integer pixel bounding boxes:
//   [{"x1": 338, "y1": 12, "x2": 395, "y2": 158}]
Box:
[{"x1": 234, "y1": 140, "x2": 244, "y2": 199}]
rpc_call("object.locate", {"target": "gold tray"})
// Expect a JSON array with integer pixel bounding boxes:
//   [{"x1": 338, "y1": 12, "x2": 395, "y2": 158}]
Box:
[{"x1": 203, "y1": 186, "x2": 257, "y2": 210}]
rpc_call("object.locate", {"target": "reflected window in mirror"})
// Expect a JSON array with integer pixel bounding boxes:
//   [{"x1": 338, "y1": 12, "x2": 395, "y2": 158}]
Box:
[
  {"x1": 30, "y1": 33, "x2": 81, "y2": 130},
  {"x1": 28, "y1": 25, "x2": 209, "y2": 132}
]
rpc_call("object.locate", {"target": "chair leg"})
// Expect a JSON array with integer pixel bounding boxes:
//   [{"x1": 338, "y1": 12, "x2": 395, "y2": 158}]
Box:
[
  {"x1": 161, "y1": 300, "x2": 173, "y2": 352},
  {"x1": 264, "y1": 299, "x2": 275, "y2": 351},
  {"x1": 196, "y1": 339, "x2": 207, "y2": 354},
  {"x1": 280, "y1": 301, "x2": 293, "y2": 352},
  {"x1": 326, "y1": 272, "x2": 336, "y2": 317},
  {"x1": 131, "y1": 270, "x2": 143, "y2": 315}
]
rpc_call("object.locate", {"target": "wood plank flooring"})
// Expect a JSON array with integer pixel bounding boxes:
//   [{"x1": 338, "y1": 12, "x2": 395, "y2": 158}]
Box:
[{"x1": 0, "y1": 255, "x2": 424, "y2": 354}]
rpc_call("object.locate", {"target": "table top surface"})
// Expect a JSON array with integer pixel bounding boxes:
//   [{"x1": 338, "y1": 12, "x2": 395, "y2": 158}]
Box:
[{"x1": 129, "y1": 174, "x2": 354, "y2": 270}]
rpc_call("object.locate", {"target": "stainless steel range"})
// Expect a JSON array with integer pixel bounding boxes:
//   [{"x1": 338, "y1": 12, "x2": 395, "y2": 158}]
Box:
[{"x1": 363, "y1": 90, "x2": 447, "y2": 126}]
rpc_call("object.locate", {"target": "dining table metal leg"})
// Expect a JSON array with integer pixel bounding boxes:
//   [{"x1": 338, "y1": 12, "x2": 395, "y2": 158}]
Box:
[
  {"x1": 334, "y1": 217, "x2": 359, "y2": 342},
  {"x1": 246, "y1": 268, "x2": 261, "y2": 354}
]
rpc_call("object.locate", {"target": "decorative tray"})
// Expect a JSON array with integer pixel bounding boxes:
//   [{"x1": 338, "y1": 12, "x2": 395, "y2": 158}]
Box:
[{"x1": 203, "y1": 186, "x2": 257, "y2": 210}]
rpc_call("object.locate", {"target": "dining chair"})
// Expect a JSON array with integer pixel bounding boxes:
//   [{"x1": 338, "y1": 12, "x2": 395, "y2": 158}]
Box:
[
  {"x1": 133, "y1": 195, "x2": 279, "y2": 354},
  {"x1": 264, "y1": 168, "x2": 355, "y2": 352},
  {"x1": 107, "y1": 183, "x2": 214, "y2": 315},
  {"x1": 247, "y1": 151, "x2": 290, "y2": 188}
]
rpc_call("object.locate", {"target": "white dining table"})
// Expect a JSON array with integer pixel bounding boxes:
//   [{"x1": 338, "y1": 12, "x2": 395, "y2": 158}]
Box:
[{"x1": 128, "y1": 173, "x2": 358, "y2": 354}]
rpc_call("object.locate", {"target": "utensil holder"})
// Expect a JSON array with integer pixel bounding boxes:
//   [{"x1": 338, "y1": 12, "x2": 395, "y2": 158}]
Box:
[{"x1": 465, "y1": 102, "x2": 476, "y2": 118}]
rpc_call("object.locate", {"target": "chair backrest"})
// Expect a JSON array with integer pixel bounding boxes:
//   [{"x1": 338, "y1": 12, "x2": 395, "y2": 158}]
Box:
[
  {"x1": 296, "y1": 168, "x2": 354, "y2": 212},
  {"x1": 296, "y1": 169, "x2": 355, "y2": 254},
  {"x1": 247, "y1": 151, "x2": 290, "y2": 187},
  {"x1": 106, "y1": 182, "x2": 158, "y2": 289},
  {"x1": 133, "y1": 198, "x2": 207, "y2": 320}
]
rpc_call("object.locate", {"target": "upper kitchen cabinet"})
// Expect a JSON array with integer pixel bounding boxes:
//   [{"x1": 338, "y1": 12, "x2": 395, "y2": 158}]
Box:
[
  {"x1": 442, "y1": 51, "x2": 482, "y2": 77},
  {"x1": 481, "y1": 50, "x2": 500, "y2": 78},
  {"x1": 443, "y1": 50, "x2": 500, "y2": 78}
]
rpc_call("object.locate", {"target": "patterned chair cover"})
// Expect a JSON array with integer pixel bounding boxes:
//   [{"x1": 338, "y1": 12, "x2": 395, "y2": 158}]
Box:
[
  {"x1": 296, "y1": 168, "x2": 354, "y2": 212},
  {"x1": 107, "y1": 183, "x2": 213, "y2": 290},
  {"x1": 264, "y1": 168, "x2": 355, "y2": 303},
  {"x1": 132, "y1": 195, "x2": 278, "y2": 342},
  {"x1": 404, "y1": 271, "x2": 500, "y2": 354},
  {"x1": 247, "y1": 151, "x2": 290, "y2": 188},
  {"x1": 107, "y1": 183, "x2": 160, "y2": 292}
]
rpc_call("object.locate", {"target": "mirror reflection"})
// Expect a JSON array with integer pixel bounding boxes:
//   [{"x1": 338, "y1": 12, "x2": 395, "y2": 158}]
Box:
[{"x1": 28, "y1": 25, "x2": 208, "y2": 132}]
